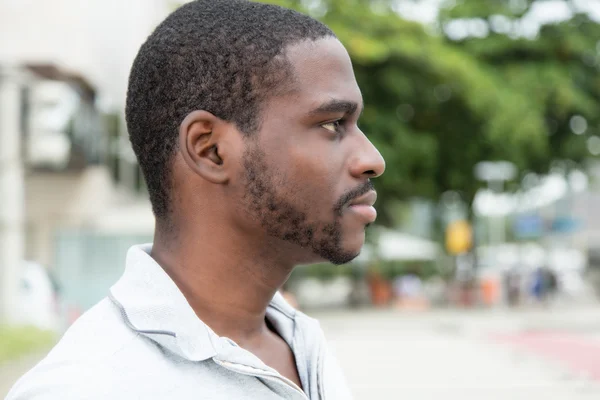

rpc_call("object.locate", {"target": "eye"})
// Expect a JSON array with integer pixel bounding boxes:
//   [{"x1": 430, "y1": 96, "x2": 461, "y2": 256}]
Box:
[{"x1": 321, "y1": 120, "x2": 344, "y2": 136}]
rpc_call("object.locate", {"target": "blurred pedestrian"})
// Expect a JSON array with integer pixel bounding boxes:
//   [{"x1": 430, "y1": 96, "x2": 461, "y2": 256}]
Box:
[
  {"x1": 505, "y1": 266, "x2": 521, "y2": 307},
  {"x1": 531, "y1": 267, "x2": 544, "y2": 304},
  {"x1": 542, "y1": 267, "x2": 558, "y2": 306}
]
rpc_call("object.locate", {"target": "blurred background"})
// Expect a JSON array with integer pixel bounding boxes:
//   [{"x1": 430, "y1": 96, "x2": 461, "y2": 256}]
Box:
[{"x1": 1, "y1": 0, "x2": 600, "y2": 398}]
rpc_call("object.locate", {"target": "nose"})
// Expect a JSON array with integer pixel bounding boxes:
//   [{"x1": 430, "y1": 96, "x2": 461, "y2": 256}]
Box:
[{"x1": 349, "y1": 132, "x2": 386, "y2": 179}]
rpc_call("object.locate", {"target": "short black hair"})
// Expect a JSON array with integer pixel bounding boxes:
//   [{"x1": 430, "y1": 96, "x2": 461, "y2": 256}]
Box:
[{"x1": 126, "y1": 0, "x2": 335, "y2": 220}]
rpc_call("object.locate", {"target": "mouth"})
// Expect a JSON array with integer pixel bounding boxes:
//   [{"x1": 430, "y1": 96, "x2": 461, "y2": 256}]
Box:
[
  {"x1": 348, "y1": 190, "x2": 377, "y2": 208},
  {"x1": 347, "y1": 191, "x2": 378, "y2": 223}
]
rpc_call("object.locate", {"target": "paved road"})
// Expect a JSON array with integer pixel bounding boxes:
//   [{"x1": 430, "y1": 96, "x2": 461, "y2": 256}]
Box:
[
  {"x1": 3, "y1": 307, "x2": 600, "y2": 399},
  {"x1": 314, "y1": 307, "x2": 600, "y2": 400}
]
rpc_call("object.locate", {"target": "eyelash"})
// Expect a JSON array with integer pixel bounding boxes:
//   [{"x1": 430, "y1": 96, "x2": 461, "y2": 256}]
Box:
[{"x1": 321, "y1": 119, "x2": 345, "y2": 137}]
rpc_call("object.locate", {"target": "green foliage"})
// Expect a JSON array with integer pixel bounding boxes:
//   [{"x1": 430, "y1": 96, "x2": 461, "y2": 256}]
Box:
[
  {"x1": 369, "y1": 259, "x2": 439, "y2": 281},
  {"x1": 288, "y1": 262, "x2": 359, "y2": 283},
  {"x1": 439, "y1": 0, "x2": 534, "y2": 20},
  {"x1": 0, "y1": 326, "x2": 56, "y2": 364},
  {"x1": 440, "y1": 1, "x2": 600, "y2": 173},
  {"x1": 287, "y1": 259, "x2": 440, "y2": 283}
]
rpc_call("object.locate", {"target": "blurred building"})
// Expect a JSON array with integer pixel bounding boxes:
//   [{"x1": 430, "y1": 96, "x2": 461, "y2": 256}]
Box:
[
  {"x1": 0, "y1": 0, "x2": 176, "y2": 265},
  {"x1": 0, "y1": 0, "x2": 178, "y2": 320},
  {"x1": 0, "y1": 0, "x2": 173, "y2": 112}
]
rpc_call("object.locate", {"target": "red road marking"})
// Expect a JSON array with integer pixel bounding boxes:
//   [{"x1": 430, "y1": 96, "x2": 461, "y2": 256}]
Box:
[{"x1": 491, "y1": 332, "x2": 600, "y2": 380}]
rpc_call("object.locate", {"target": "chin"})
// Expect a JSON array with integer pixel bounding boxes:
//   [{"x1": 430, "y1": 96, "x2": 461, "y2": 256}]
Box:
[
  {"x1": 344, "y1": 229, "x2": 367, "y2": 253},
  {"x1": 329, "y1": 253, "x2": 360, "y2": 266},
  {"x1": 305, "y1": 252, "x2": 358, "y2": 266},
  {"x1": 296, "y1": 226, "x2": 368, "y2": 266},
  {"x1": 303, "y1": 242, "x2": 361, "y2": 266},
  {"x1": 325, "y1": 236, "x2": 365, "y2": 266}
]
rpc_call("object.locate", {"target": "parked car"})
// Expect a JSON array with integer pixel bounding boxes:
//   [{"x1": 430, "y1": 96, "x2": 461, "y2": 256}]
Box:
[{"x1": 16, "y1": 261, "x2": 62, "y2": 331}]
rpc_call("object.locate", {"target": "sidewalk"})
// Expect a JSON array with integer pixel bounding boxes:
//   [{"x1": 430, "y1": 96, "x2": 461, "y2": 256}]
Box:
[{"x1": 315, "y1": 307, "x2": 600, "y2": 400}]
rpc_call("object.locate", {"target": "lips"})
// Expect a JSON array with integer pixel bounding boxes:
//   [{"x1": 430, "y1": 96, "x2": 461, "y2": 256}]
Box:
[
  {"x1": 348, "y1": 190, "x2": 377, "y2": 208},
  {"x1": 347, "y1": 190, "x2": 378, "y2": 223}
]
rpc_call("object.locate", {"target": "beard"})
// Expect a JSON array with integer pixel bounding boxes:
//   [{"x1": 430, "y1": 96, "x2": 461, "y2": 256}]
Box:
[{"x1": 241, "y1": 143, "x2": 371, "y2": 265}]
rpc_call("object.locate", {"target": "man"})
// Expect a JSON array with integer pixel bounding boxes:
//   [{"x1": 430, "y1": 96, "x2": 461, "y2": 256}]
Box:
[{"x1": 7, "y1": 1, "x2": 385, "y2": 398}]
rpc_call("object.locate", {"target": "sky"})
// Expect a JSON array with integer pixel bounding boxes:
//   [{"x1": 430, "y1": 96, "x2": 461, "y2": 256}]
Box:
[{"x1": 395, "y1": 0, "x2": 600, "y2": 28}]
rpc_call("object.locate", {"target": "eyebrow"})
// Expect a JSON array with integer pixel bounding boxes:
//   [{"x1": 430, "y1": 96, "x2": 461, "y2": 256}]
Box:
[{"x1": 308, "y1": 99, "x2": 363, "y2": 117}]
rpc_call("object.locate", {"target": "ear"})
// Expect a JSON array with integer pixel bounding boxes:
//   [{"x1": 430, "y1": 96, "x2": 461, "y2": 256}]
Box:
[{"x1": 178, "y1": 110, "x2": 231, "y2": 184}]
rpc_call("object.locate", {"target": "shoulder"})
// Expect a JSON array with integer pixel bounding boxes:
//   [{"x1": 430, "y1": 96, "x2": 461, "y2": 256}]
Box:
[
  {"x1": 49, "y1": 297, "x2": 139, "y2": 361},
  {"x1": 5, "y1": 298, "x2": 146, "y2": 400},
  {"x1": 6, "y1": 360, "x2": 183, "y2": 400},
  {"x1": 6, "y1": 357, "x2": 103, "y2": 400}
]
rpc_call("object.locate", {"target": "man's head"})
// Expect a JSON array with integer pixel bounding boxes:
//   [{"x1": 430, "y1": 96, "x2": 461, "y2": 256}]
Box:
[{"x1": 126, "y1": 0, "x2": 385, "y2": 265}]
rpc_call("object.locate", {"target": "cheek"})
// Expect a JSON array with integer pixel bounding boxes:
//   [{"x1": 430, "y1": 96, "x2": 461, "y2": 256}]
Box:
[{"x1": 278, "y1": 144, "x2": 343, "y2": 203}]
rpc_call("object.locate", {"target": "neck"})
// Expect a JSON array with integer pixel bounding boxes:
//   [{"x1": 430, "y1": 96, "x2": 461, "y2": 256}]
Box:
[{"x1": 151, "y1": 219, "x2": 296, "y2": 344}]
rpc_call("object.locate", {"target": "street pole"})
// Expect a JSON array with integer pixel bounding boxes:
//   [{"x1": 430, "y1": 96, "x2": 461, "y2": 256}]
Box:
[
  {"x1": 489, "y1": 179, "x2": 505, "y2": 246},
  {"x1": 0, "y1": 68, "x2": 25, "y2": 324},
  {"x1": 475, "y1": 161, "x2": 515, "y2": 247}
]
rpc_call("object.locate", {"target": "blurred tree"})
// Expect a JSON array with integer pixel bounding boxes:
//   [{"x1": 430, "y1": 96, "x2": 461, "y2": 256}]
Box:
[
  {"x1": 263, "y1": 0, "x2": 553, "y2": 226},
  {"x1": 438, "y1": 0, "x2": 600, "y2": 174}
]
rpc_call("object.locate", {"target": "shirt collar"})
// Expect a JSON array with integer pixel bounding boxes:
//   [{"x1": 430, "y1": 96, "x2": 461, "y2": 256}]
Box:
[
  {"x1": 109, "y1": 244, "x2": 299, "y2": 363},
  {"x1": 110, "y1": 244, "x2": 218, "y2": 361}
]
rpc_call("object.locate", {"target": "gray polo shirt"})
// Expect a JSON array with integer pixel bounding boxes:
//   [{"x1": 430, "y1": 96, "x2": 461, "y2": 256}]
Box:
[{"x1": 6, "y1": 244, "x2": 353, "y2": 399}]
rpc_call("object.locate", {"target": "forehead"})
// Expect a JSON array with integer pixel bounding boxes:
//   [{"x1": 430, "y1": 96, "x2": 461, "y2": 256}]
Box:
[{"x1": 282, "y1": 38, "x2": 362, "y2": 111}]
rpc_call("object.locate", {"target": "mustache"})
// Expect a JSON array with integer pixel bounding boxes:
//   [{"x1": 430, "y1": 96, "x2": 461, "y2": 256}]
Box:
[{"x1": 333, "y1": 181, "x2": 375, "y2": 215}]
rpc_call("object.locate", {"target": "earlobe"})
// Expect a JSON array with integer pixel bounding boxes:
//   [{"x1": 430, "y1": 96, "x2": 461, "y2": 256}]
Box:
[{"x1": 178, "y1": 110, "x2": 229, "y2": 184}]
